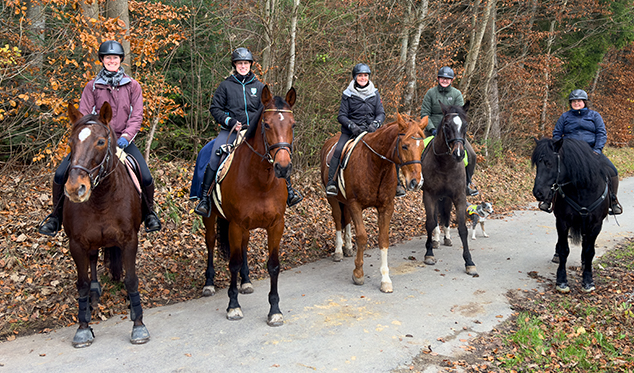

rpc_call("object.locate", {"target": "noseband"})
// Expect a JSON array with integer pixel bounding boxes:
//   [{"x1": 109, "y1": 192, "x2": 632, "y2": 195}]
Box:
[
  {"x1": 68, "y1": 120, "x2": 114, "y2": 188},
  {"x1": 246, "y1": 108, "x2": 294, "y2": 164}
]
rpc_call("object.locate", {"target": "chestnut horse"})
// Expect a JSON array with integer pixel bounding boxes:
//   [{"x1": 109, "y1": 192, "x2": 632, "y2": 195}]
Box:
[
  {"x1": 319, "y1": 114, "x2": 426, "y2": 292},
  {"x1": 421, "y1": 102, "x2": 477, "y2": 276},
  {"x1": 63, "y1": 102, "x2": 149, "y2": 347},
  {"x1": 202, "y1": 86, "x2": 296, "y2": 326}
]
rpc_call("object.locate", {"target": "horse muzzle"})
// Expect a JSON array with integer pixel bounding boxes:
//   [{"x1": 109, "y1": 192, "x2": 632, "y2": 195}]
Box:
[
  {"x1": 274, "y1": 162, "x2": 292, "y2": 179},
  {"x1": 65, "y1": 174, "x2": 92, "y2": 203},
  {"x1": 451, "y1": 142, "x2": 465, "y2": 162}
]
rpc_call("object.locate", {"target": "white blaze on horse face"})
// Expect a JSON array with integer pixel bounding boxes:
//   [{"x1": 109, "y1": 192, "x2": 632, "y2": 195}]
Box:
[
  {"x1": 78, "y1": 128, "x2": 92, "y2": 142},
  {"x1": 453, "y1": 115, "x2": 463, "y2": 132},
  {"x1": 279, "y1": 113, "x2": 284, "y2": 121}
]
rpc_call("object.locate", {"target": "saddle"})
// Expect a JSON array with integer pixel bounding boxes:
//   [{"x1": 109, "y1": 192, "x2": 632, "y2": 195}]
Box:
[
  {"x1": 325, "y1": 132, "x2": 366, "y2": 199},
  {"x1": 115, "y1": 147, "x2": 142, "y2": 195},
  {"x1": 212, "y1": 128, "x2": 248, "y2": 219}
]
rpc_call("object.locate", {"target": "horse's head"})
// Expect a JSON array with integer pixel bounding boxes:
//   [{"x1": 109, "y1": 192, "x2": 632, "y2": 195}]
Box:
[
  {"x1": 438, "y1": 101, "x2": 469, "y2": 162},
  {"x1": 65, "y1": 102, "x2": 115, "y2": 203},
  {"x1": 395, "y1": 113, "x2": 426, "y2": 191},
  {"x1": 531, "y1": 137, "x2": 560, "y2": 202},
  {"x1": 259, "y1": 85, "x2": 296, "y2": 179}
]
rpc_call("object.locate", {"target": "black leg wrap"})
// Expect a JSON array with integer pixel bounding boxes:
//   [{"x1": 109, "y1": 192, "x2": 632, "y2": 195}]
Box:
[
  {"x1": 90, "y1": 281, "x2": 102, "y2": 297},
  {"x1": 129, "y1": 291, "x2": 143, "y2": 321},
  {"x1": 78, "y1": 296, "x2": 91, "y2": 324}
]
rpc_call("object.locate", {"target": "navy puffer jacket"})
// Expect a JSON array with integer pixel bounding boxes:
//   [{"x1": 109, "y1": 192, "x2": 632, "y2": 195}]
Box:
[
  {"x1": 552, "y1": 108, "x2": 607, "y2": 153},
  {"x1": 337, "y1": 82, "x2": 385, "y2": 135},
  {"x1": 210, "y1": 72, "x2": 265, "y2": 130}
]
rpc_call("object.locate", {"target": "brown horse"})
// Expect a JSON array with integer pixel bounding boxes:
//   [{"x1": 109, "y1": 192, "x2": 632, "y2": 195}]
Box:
[
  {"x1": 421, "y1": 102, "x2": 477, "y2": 276},
  {"x1": 63, "y1": 102, "x2": 149, "y2": 347},
  {"x1": 319, "y1": 114, "x2": 427, "y2": 292},
  {"x1": 202, "y1": 86, "x2": 296, "y2": 326}
]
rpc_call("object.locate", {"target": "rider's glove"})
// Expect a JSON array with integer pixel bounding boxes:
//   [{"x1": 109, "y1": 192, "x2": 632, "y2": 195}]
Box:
[{"x1": 117, "y1": 137, "x2": 129, "y2": 149}]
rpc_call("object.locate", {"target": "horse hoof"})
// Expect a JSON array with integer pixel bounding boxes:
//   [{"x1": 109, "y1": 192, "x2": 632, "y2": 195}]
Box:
[
  {"x1": 333, "y1": 252, "x2": 344, "y2": 262},
  {"x1": 72, "y1": 327, "x2": 94, "y2": 348},
  {"x1": 424, "y1": 256, "x2": 437, "y2": 265},
  {"x1": 343, "y1": 248, "x2": 354, "y2": 257},
  {"x1": 552, "y1": 254, "x2": 559, "y2": 263},
  {"x1": 352, "y1": 274, "x2": 364, "y2": 286},
  {"x1": 202, "y1": 285, "x2": 216, "y2": 297},
  {"x1": 556, "y1": 283, "x2": 570, "y2": 293},
  {"x1": 443, "y1": 238, "x2": 452, "y2": 246},
  {"x1": 380, "y1": 281, "x2": 393, "y2": 293},
  {"x1": 239, "y1": 283, "x2": 254, "y2": 294},
  {"x1": 227, "y1": 308, "x2": 243, "y2": 320},
  {"x1": 267, "y1": 313, "x2": 284, "y2": 327},
  {"x1": 130, "y1": 325, "x2": 150, "y2": 344},
  {"x1": 466, "y1": 265, "x2": 478, "y2": 276},
  {"x1": 432, "y1": 241, "x2": 439, "y2": 249},
  {"x1": 582, "y1": 283, "x2": 595, "y2": 293}
]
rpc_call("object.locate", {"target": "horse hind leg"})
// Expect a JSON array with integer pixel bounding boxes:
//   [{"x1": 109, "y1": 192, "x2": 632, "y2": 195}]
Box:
[
  {"x1": 442, "y1": 225, "x2": 452, "y2": 246},
  {"x1": 331, "y1": 201, "x2": 346, "y2": 262},
  {"x1": 203, "y1": 215, "x2": 218, "y2": 297},
  {"x1": 342, "y1": 205, "x2": 354, "y2": 257},
  {"x1": 239, "y1": 232, "x2": 254, "y2": 295}
]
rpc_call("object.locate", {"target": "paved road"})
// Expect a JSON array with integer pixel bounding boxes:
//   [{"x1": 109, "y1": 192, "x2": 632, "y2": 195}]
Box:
[{"x1": 1, "y1": 179, "x2": 633, "y2": 373}]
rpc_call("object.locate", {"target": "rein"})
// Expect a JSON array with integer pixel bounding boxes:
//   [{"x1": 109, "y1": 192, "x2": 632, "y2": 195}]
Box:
[
  {"x1": 361, "y1": 132, "x2": 423, "y2": 170},
  {"x1": 245, "y1": 108, "x2": 294, "y2": 164},
  {"x1": 68, "y1": 120, "x2": 117, "y2": 188}
]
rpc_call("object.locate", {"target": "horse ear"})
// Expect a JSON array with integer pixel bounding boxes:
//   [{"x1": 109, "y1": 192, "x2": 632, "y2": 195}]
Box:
[
  {"x1": 439, "y1": 100, "x2": 448, "y2": 114},
  {"x1": 261, "y1": 85, "x2": 272, "y2": 105},
  {"x1": 553, "y1": 137, "x2": 564, "y2": 152},
  {"x1": 68, "y1": 102, "x2": 82, "y2": 125},
  {"x1": 533, "y1": 136, "x2": 540, "y2": 144},
  {"x1": 420, "y1": 116, "x2": 429, "y2": 133},
  {"x1": 463, "y1": 100, "x2": 470, "y2": 113},
  {"x1": 99, "y1": 102, "x2": 112, "y2": 124},
  {"x1": 396, "y1": 112, "x2": 407, "y2": 132},
  {"x1": 285, "y1": 87, "x2": 296, "y2": 108}
]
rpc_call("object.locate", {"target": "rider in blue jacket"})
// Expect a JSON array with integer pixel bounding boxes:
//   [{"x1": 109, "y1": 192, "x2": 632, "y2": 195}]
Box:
[{"x1": 540, "y1": 89, "x2": 622, "y2": 215}]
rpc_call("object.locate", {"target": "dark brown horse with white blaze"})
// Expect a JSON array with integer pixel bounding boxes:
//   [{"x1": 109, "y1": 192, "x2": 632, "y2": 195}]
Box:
[
  {"x1": 202, "y1": 86, "x2": 296, "y2": 326},
  {"x1": 320, "y1": 114, "x2": 427, "y2": 292},
  {"x1": 421, "y1": 102, "x2": 477, "y2": 276},
  {"x1": 64, "y1": 102, "x2": 149, "y2": 347}
]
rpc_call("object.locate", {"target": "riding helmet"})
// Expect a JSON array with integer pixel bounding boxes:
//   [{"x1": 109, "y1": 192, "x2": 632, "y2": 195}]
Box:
[
  {"x1": 437, "y1": 66, "x2": 455, "y2": 79},
  {"x1": 98, "y1": 40, "x2": 125, "y2": 62},
  {"x1": 352, "y1": 63, "x2": 372, "y2": 78},
  {"x1": 231, "y1": 47, "x2": 254, "y2": 65},
  {"x1": 568, "y1": 89, "x2": 588, "y2": 101}
]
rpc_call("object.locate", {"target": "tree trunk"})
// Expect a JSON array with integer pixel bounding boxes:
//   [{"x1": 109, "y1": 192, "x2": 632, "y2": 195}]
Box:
[
  {"x1": 105, "y1": 0, "x2": 131, "y2": 75},
  {"x1": 399, "y1": 0, "x2": 429, "y2": 115},
  {"x1": 519, "y1": 0, "x2": 538, "y2": 68},
  {"x1": 539, "y1": 20, "x2": 556, "y2": 132},
  {"x1": 26, "y1": 0, "x2": 45, "y2": 70},
  {"x1": 285, "y1": 0, "x2": 300, "y2": 92},
  {"x1": 483, "y1": 0, "x2": 499, "y2": 157},
  {"x1": 79, "y1": 0, "x2": 100, "y2": 72},
  {"x1": 460, "y1": 0, "x2": 492, "y2": 96},
  {"x1": 261, "y1": 0, "x2": 276, "y2": 82}
]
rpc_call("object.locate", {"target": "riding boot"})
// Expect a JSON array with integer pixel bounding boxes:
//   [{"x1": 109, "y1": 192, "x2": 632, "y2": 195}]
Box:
[
  {"x1": 141, "y1": 180, "x2": 162, "y2": 233},
  {"x1": 38, "y1": 181, "x2": 65, "y2": 237},
  {"x1": 465, "y1": 167, "x2": 479, "y2": 196},
  {"x1": 195, "y1": 164, "x2": 216, "y2": 217},
  {"x1": 394, "y1": 165, "x2": 406, "y2": 197},
  {"x1": 326, "y1": 155, "x2": 340, "y2": 196},
  {"x1": 609, "y1": 175, "x2": 622, "y2": 215},
  {"x1": 286, "y1": 178, "x2": 303, "y2": 207}
]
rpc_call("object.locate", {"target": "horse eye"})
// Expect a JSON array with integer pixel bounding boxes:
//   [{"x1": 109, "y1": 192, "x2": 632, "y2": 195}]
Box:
[
  {"x1": 264, "y1": 121, "x2": 271, "y2": 130},
  {"x1": 401, "y1": 144, "x2": 409, "y2": 150},
  {"x1": 97, "y1": 139, "x2": 105, "y2": 146}
]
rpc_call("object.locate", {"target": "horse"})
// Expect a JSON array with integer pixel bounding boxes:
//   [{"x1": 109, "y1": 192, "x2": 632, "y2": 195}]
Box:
[
  {"x1": 319, "y1": 113, "x2": 427, "y2": 292},
  {"x1": 532, "y1": 137, "x2": 609, "y2": 293},
  {"x1": 201, "y1": 86, "x2": 296, "y2": 326},
  {"x1": 63, "y1": 102, "x2": 149, "y2": 347},
  {"x1": 421, "y1": 102, "x2": 477, "y2": 276}
]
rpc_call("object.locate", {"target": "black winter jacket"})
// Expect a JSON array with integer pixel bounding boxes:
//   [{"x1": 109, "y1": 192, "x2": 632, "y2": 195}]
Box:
[
  {"x1": 210, "y1": 72, "x2": 265, "y2": 130},
  {"x1": 337, "y1": 82, "x2": 386, "y2": 135}
]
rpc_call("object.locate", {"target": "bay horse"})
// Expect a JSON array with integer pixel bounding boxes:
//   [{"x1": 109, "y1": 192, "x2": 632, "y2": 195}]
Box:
[
  {"x1": 319, "y1": 114, "x2": 427, "y2": 292},
  {"x1": 64, "y1": 102, "x2": 149, "y2": 347},
  {"x1": 421, "y1": 102, "x2": 477, "y2": 276},
  {"x1": 532, "y1": 137, "x2": 609, "y2": 293},
  {"x1": 202, "y1": 86, "x2": 296, "y2": 326}
]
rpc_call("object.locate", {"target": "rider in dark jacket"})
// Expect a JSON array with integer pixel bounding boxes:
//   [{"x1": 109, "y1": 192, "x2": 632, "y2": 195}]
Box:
[
  {"x1": 540, "y1": 89, "x2": 622, "y2": 215},
  {"x1": 194, "y1": 47, "x2": 303, "y2": 217},
  {"x1": 325, "y1": 63, "x2": 387, "y2": 196}
]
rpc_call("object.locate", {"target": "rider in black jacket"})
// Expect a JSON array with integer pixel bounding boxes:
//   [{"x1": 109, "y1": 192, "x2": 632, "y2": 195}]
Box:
[{"x1": 194, "y1": 48, "x2": 303, "y2": 217}]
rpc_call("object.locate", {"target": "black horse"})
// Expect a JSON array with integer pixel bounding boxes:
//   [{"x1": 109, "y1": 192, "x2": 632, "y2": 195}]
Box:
[
  {"x1": 532, "y1": 137, "x2": 609, "y2": 293},
  {"x1": 421, "y1": 102, "x2": 477, "y2": 276}
]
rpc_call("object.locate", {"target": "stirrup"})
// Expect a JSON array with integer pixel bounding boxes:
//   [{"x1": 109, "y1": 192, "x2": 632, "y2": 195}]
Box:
[
  {"x1": 144, "y1": 212, "x2": 162, "y2": 233},
  {"x1": 287, "y1": 188, "x2": 303, "y2": 207},
  {"x1": 539, "y1": 201, "x2": 552, "y2": 213},
  {"x1": 38, "y1": 215, "x2": 61, "y2": 237},
  {"x1": 194, "y1": 196, "x2": 212, "y2": 217},
  {"x1": 466, "y1": 185, "x2": 479, "y2": 196},
  {"x1": 326, "y1": 184, "x2": 338, "y2": 196},
  {"x1": 609, "y1": 203, "x2": 623, "y2": 215},
  {"x1": 395, "y1": 184, "x2": 406, "y2": 197}
]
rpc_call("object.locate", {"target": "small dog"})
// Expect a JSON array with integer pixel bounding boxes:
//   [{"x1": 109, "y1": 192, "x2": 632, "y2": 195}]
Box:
[{"x1": 466, "y1": 202, "x2": 493, "y2": 240}]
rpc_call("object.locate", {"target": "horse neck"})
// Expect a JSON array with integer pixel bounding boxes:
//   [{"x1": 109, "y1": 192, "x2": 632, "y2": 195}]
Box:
[
  {"x1": 364, "y1": 125, "x2": 399, "y2": 162},
  {"x1": 239, "y1": 123, "x2": 277, "y2": 185}
]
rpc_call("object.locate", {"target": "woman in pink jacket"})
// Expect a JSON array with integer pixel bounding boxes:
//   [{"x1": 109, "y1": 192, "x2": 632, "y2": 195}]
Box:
[{"x1": 38, "y1": 40, "x2": 161, "y2": 236}]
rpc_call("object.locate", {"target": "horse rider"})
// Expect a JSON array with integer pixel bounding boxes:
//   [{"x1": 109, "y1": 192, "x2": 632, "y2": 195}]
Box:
[
  {"x1": 38, "y1": 40, "x2": 162, "y2": 236},
  {"x1": 539, "y1": 89, "x2": 622, "y2": 215},
  {"x1": 194, "y1": 47, "x2": 303, "y2": 217},
  {"x1": 420, "y1": 66, "x2": 478, "y2": 196},
  {"x1": 325, "y1": 63, "x2": 387, "y2": 197}
]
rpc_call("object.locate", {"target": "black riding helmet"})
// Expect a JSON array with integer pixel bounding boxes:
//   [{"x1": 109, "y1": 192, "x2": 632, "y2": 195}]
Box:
[
  {"x1": 437, "y1": 66, "x2": 455, "y2": 79},
  {"x1": 569, "y1": 89, "x2": 588, "y2": 101},
  {"x1": 352, "y1": 63, "x2": 372, "y2": 79},
  {"x1": 98, "y1": 40, "x2": 125, "y2": 62},
  {"x1": 231, "y1": 47, "x2": 254, "y2": 66}
]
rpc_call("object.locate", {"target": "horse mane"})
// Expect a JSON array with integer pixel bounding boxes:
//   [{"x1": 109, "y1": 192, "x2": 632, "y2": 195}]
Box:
[{"x1": 245, "y1": 96, "x2": 290, "y2": 141}]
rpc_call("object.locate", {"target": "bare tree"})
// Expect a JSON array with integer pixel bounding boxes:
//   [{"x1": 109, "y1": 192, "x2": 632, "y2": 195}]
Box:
[
  {"x1": 460, "y1": 0, "x2": 492, "y2": 96},
  {"x1": 26, "y1": 0, "x2": 45, "y2": 70},
  {"x1": 285, "y1": 0, "x2": 300, "y2": 92},
  {"x1": 399, "y1": 0, "x2": 429, "y2": 115},
  {"x1": 105, "y1": 0, "x2": 131, "y2": 75},
  {"x1": 482, "y1": 0, "x2": 499, "y2": 157}
]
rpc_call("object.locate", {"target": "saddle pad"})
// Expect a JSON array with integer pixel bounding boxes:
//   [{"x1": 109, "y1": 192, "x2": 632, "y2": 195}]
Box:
[
  {"x1": 211, "y1": 128, "x2": 248, "y2": 219},
  {"x1": 116, "y1": 147, "x2": 142, "y2": 195}
]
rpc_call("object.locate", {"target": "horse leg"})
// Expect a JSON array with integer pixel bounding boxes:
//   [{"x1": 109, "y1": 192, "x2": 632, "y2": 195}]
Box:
[
  {"x1": 581, "y1": 224, "x2": 602, "y2": 292},
  {"x1": 69, "y1": 240, "x2": 94, "y2": 348},
  {"x1": 226, "y1": 222, "x2": 244, "y2": 321},
  {"x1": 202, "y1": 215, "x2": 217, "y2": 296},
  {"x1": 454, "y1": 198, "x2": 477, "y2": 275},
  {"x1": 431, "y1": 225, "x2": 440, "y2": 249},
  {"x1": 440, "y1": 199, "x2": 452, "y2": 246},
  {"x1": 554, "y1": 219, "x2": 571, "y2": 293},
  {"x1": 329, "y1": 199, "x2": 345, "y2": 262},
  {"x1": 266, "y1": 220, "x2": 285, "y2": 326},
  {"x1": 89, "y1": 250, "x2": 101, "y2": 308},
  {"x1": 423, "y1": 193, "x2": 438, "y2": 265},
  {"x1": 348, "y1": 203, "x2": 367, "y2": 286},
  {"x1": 342, "y1": 204, "x2": 354, "y2": 257},
  {"x1": 239, "y1": 231, "x2": 254, "y2": 294},
  {"x1": 377, "y1": 204, "x2": 394, "y2": 293},
  {"x1": 121, "y1": 238, "x2": 150, "y2": 344}
]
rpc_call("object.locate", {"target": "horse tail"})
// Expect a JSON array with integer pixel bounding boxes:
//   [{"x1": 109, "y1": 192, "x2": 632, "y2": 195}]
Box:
[
  {"x1": 216, "y1": 217, "x2": 231, "y2": 260},
  {"x1": 569, "y1": 226, "x2": 582, "y2": 246},
  {"x1": 338, "y1": 202, "x2": 347, "y2": 228},
  {"x1": 105, "y1": 246, "x2": 123, "y2": 282}
]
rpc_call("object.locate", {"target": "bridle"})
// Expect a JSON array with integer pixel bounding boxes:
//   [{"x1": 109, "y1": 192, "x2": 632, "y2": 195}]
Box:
[
  {"x1": 362, "y1": 132, "x2": 424, "y2": 172},
  {"x1": 245, "y1": 108, "x2": 294, "y2": 164},
  {"x1": 68, "y1": 120, "x2": 116, "y2": 188},
  {"x1": 433, "y1": 112, "x2": 466, "y2": 156}
]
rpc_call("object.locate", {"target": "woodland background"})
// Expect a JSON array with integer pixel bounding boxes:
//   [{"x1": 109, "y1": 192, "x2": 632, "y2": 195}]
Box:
[{"x1": 1, "y1": 0, "x2": 634, "y2": 171}]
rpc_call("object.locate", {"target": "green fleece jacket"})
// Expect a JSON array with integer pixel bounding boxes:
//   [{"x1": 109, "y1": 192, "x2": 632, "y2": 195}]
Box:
[{"x1": 420, "y1": 85, "x2": 464, "y2": 132}]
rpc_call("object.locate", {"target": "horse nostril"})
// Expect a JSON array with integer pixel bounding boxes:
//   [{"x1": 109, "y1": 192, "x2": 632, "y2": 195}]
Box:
[{"x1": 78, "y1": 184, "x2": 86, "y2": 198}]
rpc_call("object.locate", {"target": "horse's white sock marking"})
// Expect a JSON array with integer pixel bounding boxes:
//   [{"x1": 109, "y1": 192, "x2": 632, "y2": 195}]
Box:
[
  {"x1": 335, "y1": 231, "x2": 343, "y2": 255},
  {"x1": 78, "y1": 128, "x2": 91, "y2": 142},
  {"x1": 380, "y1": 248, "x2": 391, "y2": 284}
]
